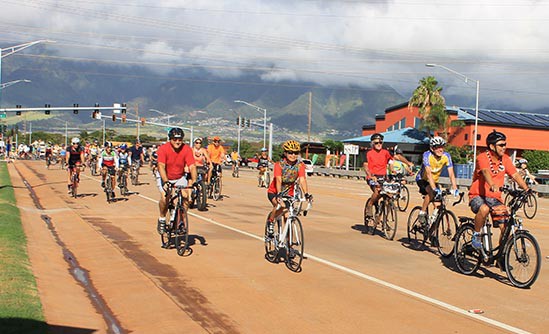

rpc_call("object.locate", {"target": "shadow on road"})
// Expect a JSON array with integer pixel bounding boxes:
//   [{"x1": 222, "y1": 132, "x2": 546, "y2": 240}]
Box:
[{"x1": 0, "y1": 317, "x2": 97, "y2": 334}]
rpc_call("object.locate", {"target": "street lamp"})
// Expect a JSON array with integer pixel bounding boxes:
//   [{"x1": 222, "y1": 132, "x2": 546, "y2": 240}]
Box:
[
  {"x1": 149, "y1": 108, "x2": 174, "y2": 140},
  {"x1": 425, "y1": 63, "x2": 480, "y2": 165},
  {"x1": 0, "y1": 79, "x2": 31, "y2": 90},
  {"x1": 1, "y1": 40, "x2": 54, "y2": 107},
  {"x1": 234, "y1": 100, "x2": 267, "y2": 149}
]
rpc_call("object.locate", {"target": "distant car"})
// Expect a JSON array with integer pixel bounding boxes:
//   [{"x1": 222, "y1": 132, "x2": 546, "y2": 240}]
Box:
[{"x1": 302, "y1": 159, "x2": 314, "y2": 176}]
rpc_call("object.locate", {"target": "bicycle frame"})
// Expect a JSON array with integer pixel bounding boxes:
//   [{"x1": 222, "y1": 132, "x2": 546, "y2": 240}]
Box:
[{"x1": 274, "y1": 195, "x2": 311, "y2": 248}]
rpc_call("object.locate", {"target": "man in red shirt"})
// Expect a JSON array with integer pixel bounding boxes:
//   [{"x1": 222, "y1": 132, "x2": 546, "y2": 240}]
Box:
[
  {"x1": 156, "y1": 127, "x2": 197, "y2": 234},
  {"x1": 363, "y1": 133, "x2": 411, "y2": 223},
  {"x1": 469, "y1": 130, "x2": 529, "y2": 250}
]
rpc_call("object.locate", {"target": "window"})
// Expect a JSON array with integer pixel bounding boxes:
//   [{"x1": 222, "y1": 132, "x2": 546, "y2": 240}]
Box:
[
  {"x1": 400, "y1": 118, "x2": 406, "y2": 129},
  {"x1": 464, "y1": 133, "x2": 469, "y2": 141},
  {"x1": 477, "y1": 134, "x2": 481, "y2": 141},
  {"x1": 414, "y1": 117, "x2": 422, "y2": 129}
]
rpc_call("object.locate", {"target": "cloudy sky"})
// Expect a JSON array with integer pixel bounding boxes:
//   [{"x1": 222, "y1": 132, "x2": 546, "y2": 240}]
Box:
[{"x1": 1, "y1": 0, "x2": 548, "y2": 110}]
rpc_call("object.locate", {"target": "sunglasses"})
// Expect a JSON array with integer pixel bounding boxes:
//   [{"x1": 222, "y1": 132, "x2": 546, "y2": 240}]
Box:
[
  {"x1": 213, "y1": 140, "x2": 219, "y2": 143},
  {"x1": 286, "y1": 151, "x2": 299, "y2": 155},
  {"x1": 194, "y1": 141, "x2": 202, "y2": 144},
  {"x1": 432, "y1": 145, "x2": 445, "y2": 149},
  {"x1": 373, "y1": 141, "x2": 383, "y2": 145},
  {"x1": 171, "y1": 138, "x2": 183, "y2": 142},
  {"x1": 496, "y1": 143, "x2": 507, "y2": 147}
]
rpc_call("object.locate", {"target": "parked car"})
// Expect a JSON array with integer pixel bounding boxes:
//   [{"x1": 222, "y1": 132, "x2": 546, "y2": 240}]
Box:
[{"x1": 302, "y1": 159, "x2": 314, "y2": 176}]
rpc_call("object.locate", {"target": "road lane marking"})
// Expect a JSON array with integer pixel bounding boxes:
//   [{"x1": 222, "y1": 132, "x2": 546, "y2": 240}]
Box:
[{"x1": 136, "y1": 191, "x2": 530, "y2": 334}]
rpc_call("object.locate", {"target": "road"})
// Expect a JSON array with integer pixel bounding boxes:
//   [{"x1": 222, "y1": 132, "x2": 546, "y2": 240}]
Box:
[{"x1": 9, "y1": 160, "x2": 549, "y2": 333}]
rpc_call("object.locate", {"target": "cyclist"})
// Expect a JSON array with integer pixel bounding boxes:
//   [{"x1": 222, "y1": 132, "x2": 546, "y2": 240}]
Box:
[
  {"x1": 516, "y1": 158, "x2": 538, "y2": 186},
  {"x1": 98, "y1": 142, "x2": 119, "y2": 198},
  {"x1": 65, "y1": 137, "x2": 85, "y2": 194},
  {"x1": 257, "y1": 148, "x2": 272, "y2": 186},
  {"x1": 415, "y1": 136, "x2": 459, "y2": 225},
  {"x1": 207, "y1": 136, "x2": 226, "y2": 196},
  {"x1": 266, "y1": 140, "x2": 312, "y2": 237},
  {"x1": 230, "y1": 148, "x2": 241, "y2": 176},
  {"x1": 88, "y1": 140, "x2": 100, "y2": 169},
  {"x1": 192, "y1": 137, "x2": 213, "y2": 183},
  {"x1": 363, "y1": 133, "x2": 408, "y2": 220},
  {"x1": 156, "y1": 128, "x2": 197, "y2": 234},
  {"x1": 44, "y1": 141, "x2": 53, "y2": 168},
  {"x1": 388, "y1": 146, "x2": 413, "y2": 176},
  {"x1": 117, "y1": 144, "x2": 132, "y2": 189},
  {"x1": 469, "y1": 130, "x2": 530, "y2": 252},
  {"x1": 129, "y1": 139, "x2": 145, "y2": 175}
]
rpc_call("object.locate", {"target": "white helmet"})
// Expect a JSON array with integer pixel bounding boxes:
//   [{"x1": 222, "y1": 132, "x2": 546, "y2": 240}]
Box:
[
  {"x1": 71, "y1": 137, "x2": 80, "y2": 144},
  {"x1": 429, "y1": 136, "x2": 446, "y2": 147}
]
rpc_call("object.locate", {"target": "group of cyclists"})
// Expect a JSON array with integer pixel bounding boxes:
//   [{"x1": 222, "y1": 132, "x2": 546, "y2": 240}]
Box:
[{"x1": 362, "y1": 129, "x2": 534, "y2": 268}]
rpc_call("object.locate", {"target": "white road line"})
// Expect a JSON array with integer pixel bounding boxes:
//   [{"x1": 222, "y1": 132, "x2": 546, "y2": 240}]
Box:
[{"x1": 136, "y1": 192, "x2": 530, "y2": 334}]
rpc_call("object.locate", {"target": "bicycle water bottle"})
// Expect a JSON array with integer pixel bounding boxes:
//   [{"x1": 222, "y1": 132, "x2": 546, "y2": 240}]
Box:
[
  {"x1": 429, "y1": 208, "x2": 439, "y2": 226},
  {"x1": 482, "y1": 225, "x2": 491, "y2": 252},
  {"x1": 170, "y1": 209, "x2": 177, "y2": 222}
]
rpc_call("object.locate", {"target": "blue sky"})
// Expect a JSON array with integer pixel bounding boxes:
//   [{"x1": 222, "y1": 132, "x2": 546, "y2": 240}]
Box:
[{"x1": 1, "y1": 0, "x2": 548, "y2": 110}]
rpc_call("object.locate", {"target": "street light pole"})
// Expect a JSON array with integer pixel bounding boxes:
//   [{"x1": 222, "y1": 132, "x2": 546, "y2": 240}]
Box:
[
  {"x1": 234, "y1": 100, "x2": 267, "y2": 149},
  {"x1": 149, "y1": 108, "x2": 174, "y2": 140},
  {"x1": 425, "y1": 63, "x2": 480, "y2": 164},
  {"x1": 0, "y1": 79, "x2": 31, "y2": 90}
]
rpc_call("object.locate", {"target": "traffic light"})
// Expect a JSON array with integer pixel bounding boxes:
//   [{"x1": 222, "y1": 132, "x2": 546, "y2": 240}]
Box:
[
  {"x1": 16, "y1": 105, "x2": 21, "y2": 116},
  {"x1": 44, "y1": 104, "x2": 51, "y2": 115},
  {"x1": 73, "y1": 103, "x2": 79, "y2": 114},
  {"x1": 236, "y1": 117, "x2": 240, "y2": 125},
  {"x1": 112, "y1": 114, "x2": 116, "y2": 122},
  {"x1": 121, "y1": 103, "x2": 127, "y2": 123},
  {"x1": 246, "y1": 118, "x2": 250, "y2": 127},
  {"x1": 141, "y1": 117, "x2": 145, "y2": 126},
  {"x1": 92, "y1": 103, "x2": 100, "y2": 119}
]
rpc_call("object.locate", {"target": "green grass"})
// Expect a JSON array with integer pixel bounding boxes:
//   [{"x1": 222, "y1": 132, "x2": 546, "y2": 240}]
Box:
[{"x1": 0, "y1": 162, "x2": 46, "y2": 333}]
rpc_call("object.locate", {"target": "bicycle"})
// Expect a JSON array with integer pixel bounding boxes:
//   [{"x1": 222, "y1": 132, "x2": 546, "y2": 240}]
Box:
[
  {"x1": 68, "y1": 165, "x2": 80, "y2": 198},
  {"x1": 392, "y1": 173, "x2": 410, "y2": 212},
  {"x1": 103, "y1": 167, "x2": 116, "y2": 203},
  {"x1": 258, "y1": 165, "x2": 270, "y2": 188},
  {"x1": 454, "y1": 189, "x2": 541, "y2": 288},
  {"x1": 161, "y1": 183, "x2": 191, "y2": 256},
  {"x1": 209, "y1": 165, "x2": 222, "y2": 201},
  {"x1": 232, "y1": 162, "x2": 240, "y2": 178},
  {"x1": 190, "y1": 170, "x2": 208, "y2": 211},
  {"x1": 363, "y1": 178, "x2": 399, "y2": 240},
  {"x1": 264, "y1": 192, "x2": 312, "y2": 272},
  {"x1": 504, "y1": 185, "x2": 537, "y2": 219},
  {"x1": 130, "y1": 161, "x2": 140, "y2": 186},
  {"x1": 89, "y1": 156, "x2": 99, "y2": 176},
  {"x1": 117, "y1": 166, "x2": 130, "y2": 196}
]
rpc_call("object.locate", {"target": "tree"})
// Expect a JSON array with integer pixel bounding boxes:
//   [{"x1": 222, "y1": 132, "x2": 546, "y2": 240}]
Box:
[
  {"x1": 409, "y1": 76, "x2": 447, "y2": 137},
  {"x1": 323, "y1": 139, "x2": 344, "y2": 154},
  {"x1": 522, "y1": 150, "x2": 549, "y2": 174}
]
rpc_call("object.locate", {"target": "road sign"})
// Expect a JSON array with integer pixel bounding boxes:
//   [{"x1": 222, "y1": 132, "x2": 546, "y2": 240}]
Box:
[
  {"x1": 0, "y1": 113, "x2": 6, "y2": 119},
  {"x1": 344, "y1": 144, "x2": 359, "y2": 155}
]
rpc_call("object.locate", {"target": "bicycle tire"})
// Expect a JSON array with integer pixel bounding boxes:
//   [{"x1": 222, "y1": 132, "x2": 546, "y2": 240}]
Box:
[
  {"x1": 504, "y1": 231, "x2": 541, "y2": 288},
  {"x1": 175, "y1": 207, "x2": 190, "y2": 256},
  {"x1": 71, "y1": 173, "x2": 78, "y2": 198},
  {"x1": 258, "y1": 174, "x2": 263, "y2": 187},
  {"x1": 406, "y1": 206, "x2": 424, "y2": 248},
  {"x1": 397, "y1": 185, "x2": 410, "y2": 212},
  {"x1": 285, "y1": 217, "x2": 304, "y2": 272},
  {"x1": 523, "y1": 193, "x2": 537, "y2": 219},
  {"x1": 160, "y1": 212, "x2": 173, "y2": 249},
  {"x1": 105, "y1": 177, "x2": 113, "y2": 203},
  {"x1": 453, "y1": 223, "x2": 481, "y2": 275},
  {"x1": 363, "y1": 198, "x2": 376, "y2": 235},
  {"x1": 265, "y1": 171, "x2": 270, "y2": 187},
  {"x1": 196, "y1": 180, "x2": 208, "y2": 211},
  {"x1": 264, "y1": 214, "x2": 280, "y2": 263},
  {"x1": 383, "y1": 200, "x2": 398, "y2": 240},
  {"x1": 436, "y1": 210, "x2": 458, "y2": 258},
  {"x1": 212, "y1": 178, "x2": 221, "y2": 201}
]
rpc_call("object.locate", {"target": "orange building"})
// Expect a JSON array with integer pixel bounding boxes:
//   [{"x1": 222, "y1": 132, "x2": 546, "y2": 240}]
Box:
[{"x1": 362, "y1": 102, "x2": 549, "y2": 156}]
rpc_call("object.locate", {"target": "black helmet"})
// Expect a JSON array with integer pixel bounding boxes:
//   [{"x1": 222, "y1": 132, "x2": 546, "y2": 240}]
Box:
[
  {"x1": 371, "y1": 133, "x2": 384, "y2": 141},
  {"x1": 168, "y1": 127, "x2": 184, "y2": 139},
  {"x1": 486, "y1": 129, "x2": 506, "y2": 147}
]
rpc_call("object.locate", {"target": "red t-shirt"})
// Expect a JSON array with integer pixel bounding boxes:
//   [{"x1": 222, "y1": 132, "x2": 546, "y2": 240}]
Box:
[
  {"x1": 268, "y1": 160, "x2": 305, "y2": 195},
  {"x1": 469, "y1": 150, "x2": 517, "y2": 201},
  {"x1": 157, "y1": 143, "x2": 195, "y2": 180},
  {"x1": 366, "y1": 148, "x2": 393, "y2": 176}
]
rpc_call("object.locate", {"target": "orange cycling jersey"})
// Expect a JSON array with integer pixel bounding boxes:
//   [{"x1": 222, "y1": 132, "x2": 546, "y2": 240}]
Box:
[{"x1": 207, "y1": 145, "x2": 225, "y2": 164}]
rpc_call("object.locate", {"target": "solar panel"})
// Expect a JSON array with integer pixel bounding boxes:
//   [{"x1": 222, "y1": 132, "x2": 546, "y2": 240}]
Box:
[{"x1": 458, "y1": 108, "x2": 549, "y2": 128}]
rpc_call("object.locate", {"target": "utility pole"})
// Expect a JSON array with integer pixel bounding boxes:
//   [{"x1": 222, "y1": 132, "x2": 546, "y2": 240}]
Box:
[
  {"x1": 135, "y1": 104, "x2": 140, "y2": 140},
  {"x1": 307, "y1": 91, "x2": 312, "y2": 159}
]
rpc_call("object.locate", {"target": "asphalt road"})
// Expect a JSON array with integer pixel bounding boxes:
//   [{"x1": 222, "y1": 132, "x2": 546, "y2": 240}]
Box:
[{"x1": 10, "y1": 160, "x2": 549, "y2": 333}]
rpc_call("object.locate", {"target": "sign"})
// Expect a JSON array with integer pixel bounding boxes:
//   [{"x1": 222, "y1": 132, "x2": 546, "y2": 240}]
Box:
[
  {"x1": 112, "y1": 103, "x2": 121, "y2": 114},
  {"x1": 344, "y1": 144, "x2": 359, "y2": 155},
  {"x1": 0, "y1": 113, "x2": 6, "y2": 119}
]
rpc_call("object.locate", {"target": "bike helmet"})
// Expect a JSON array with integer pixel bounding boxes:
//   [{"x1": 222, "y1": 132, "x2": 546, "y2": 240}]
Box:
[
  {"x1": 104, "y1": 141, "x2": 112, "y2": 148},
  {"x1": 212, "y1": 136, "x2": 221, "y2": 142},
  {"x1": 194, "y1": 138, "x2": 202, "y2": 144},
  {"x1": 71, "y1": 137, "x2": 80, "y2": 145},
  {"x1": 120, "y1": 144, "x2": 127, "y2": 150},
  {"x1": 393, "y1": 145, "x2": 403, "y2": 155},
  {"x1": 168, "y1": 127, "x2": 184, "y2": 139},
  {"x1": 518, "y1": 158, "x2": 528, "y2": 165},
  {"x1": 370, "y1": 133, "x2": 384, "y2": 141},
  {"x1": 429, "y1": 136, "x2": 446, "y2": 148},
  {"x1": 261, "y1": 147, "x2": 268, "y2": 152},
  {"x1": 486, "y1": 129, "x2": 506, "y2": 147},
  {"x1": 282, "y1": 140, "x2": 300, "y2": 152}
]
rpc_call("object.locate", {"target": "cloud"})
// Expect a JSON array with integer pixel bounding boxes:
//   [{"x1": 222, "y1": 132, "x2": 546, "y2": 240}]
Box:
[{"x1": 1, "y1": 0, "x2": 549, "y2": 110}]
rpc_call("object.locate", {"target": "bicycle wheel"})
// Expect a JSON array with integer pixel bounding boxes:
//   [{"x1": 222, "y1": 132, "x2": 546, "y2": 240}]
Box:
[
  {"x1": 397, "y1": 185, "x2": 410, "y2": 212},
  {"x1": 161, "y1": 212, "x2": 173, "y2": 249},
  {"x1": 453, "y1": 223, "x2": 481, "y2": 275},
  {"x1": 436, "y1": 210, "x2": 458, "y2": 258},
  {"x1": 265, "y1": 171, "x2": 270, "y2": 187},
  {"x1": 258, "y1": 174, "x2": 263, "y2": 187},
  {"x1": 71, "y1": 174, "x2": 78, "y2": 198},
  {"x1": 523, "y1": 193, "x2": 537, "y2": 219},
  {"x1": 105, "y1": 177, "x2": 112, "y2": 203},
  {"x1": 363, "y1": 199, "x2": 376, "y2": 235},
  {"x1": 175, "y1": 207, "x2": 190, "y2": 256},
  {"x1": 285, "y1": 217, "x2": 304, "y2": 272},
  {"x1": 212, "y1": 178, "x2": 221, "y2": 201},
  {"x1": 195, "y1": 180, "x2": 208, "y2": 211},
  {"x1": 235, "y1": 166, "x2": 239, "y2": 178},
  {"x1": 382, "y1": 200, "x2": 398, "y2": 240},
  {"x1": 406, "y1": 206, "x2": 424, "y2": 248},
  {"x1": 504, "y1": 231, "x2": 541, "y2": 288},
  {"x1": 264, "y1": 214, "x2": 280, "y2": 263}
]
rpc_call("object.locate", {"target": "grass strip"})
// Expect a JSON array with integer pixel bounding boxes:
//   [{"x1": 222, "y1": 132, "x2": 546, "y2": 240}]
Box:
[{"x1": 0, "y1": 162, "x2": 46, "y2": 333}]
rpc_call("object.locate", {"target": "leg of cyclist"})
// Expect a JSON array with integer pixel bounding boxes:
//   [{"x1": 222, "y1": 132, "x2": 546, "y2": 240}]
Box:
[
  {"x1": 217, "y1": 164, "x2": 223, "y2": 195},
  {"x1": 157, "y1": 177, "x2": 170, "y2": 234},
  {"x1": 365, "y1": 181, "x2": 381, "y2": 218},
  {"x1": 266, "y1": 192, "x2": 283, "y2": 237},
  {"x1": 470, "y1": 196, "x2": 491, "y2": 250},
  {"x1": 100, "y1": 165, "x2": 107, "y2": 188},
  {"x1": 67, "y1": 166, "x2": 73, "y2": 193}
]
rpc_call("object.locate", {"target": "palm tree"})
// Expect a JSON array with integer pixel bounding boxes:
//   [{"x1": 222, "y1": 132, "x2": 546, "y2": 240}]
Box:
[{"x1": 409, "y1": 76, "x2": 449, "y2": 138}]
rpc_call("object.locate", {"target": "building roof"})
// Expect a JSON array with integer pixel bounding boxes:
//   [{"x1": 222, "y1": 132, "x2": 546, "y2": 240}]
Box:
[
  {"x1": 453, "y1": 107, "x2": 549, "y2": 130},
  {"x1": 343, "y1": 127, "x2": 430, "y2": 145}
]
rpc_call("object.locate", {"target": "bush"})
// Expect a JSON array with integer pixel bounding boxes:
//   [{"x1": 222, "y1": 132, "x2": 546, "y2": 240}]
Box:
[
  {"x1": 522, "y1": 150, "x2": 549, "y2": 174},
  {"x1": 445, "y1": 144, "x2": 472, "y2": 164}
]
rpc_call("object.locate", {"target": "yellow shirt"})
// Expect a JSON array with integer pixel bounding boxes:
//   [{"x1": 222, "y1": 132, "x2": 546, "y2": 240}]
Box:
[
  {"x1": 416, "y1": 151, "x2": 453, "y2": 183},
  {"x1": 207, "y1": 145, "x2": 225, "y2": 164},
  {"x1": 230, "y1": 151, "x2": 240, "y2": 161}
]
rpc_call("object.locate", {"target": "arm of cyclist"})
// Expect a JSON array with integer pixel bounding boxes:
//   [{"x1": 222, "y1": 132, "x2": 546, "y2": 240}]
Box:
[
  {"x1": 188, "y1": 164, "x2": 198, "y2": 186},
  {"x1": 363, "y1": 161, "x2": 376, "y2": 182},
  {"x1": 424, "y1": 165, "x2": 438, "y2": 193},
  {"x1": 480, "y1": 168, "x2": 500, "y2": 193},
  {"x1": 158, "y1": 162, "x2": 170, "y2": 192},
  {"x1": 447, "y1": 165, "x2": 459, "y2": 195},
  {"x1": 394, "y1": 153, "x2": 414, "y2": 169},
  {"x1": 510, "y1": 171, "x2": 530, "y2": 191}
]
